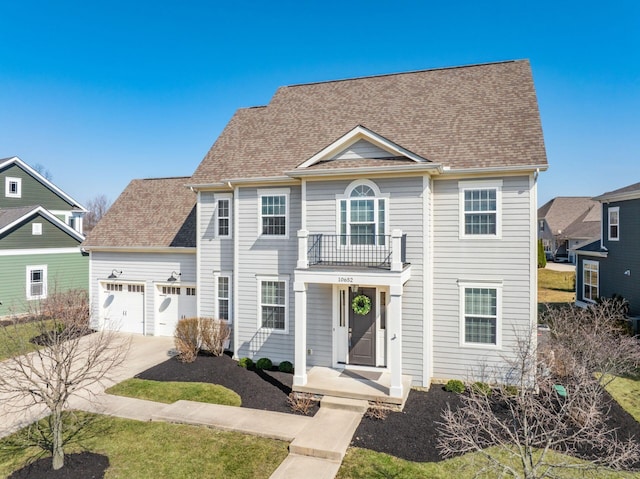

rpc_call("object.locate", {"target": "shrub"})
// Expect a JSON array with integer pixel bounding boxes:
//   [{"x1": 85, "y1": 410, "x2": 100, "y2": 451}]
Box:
[
  {"x1": 444, "y1": 379, "x2": 465, "y2": 394},
  {"x1": 472, "y1": 381, "x2": 492, "y2": 396},
  {"x1": 174, "y1": 317, "x2": 199, "y2": 363},
  {"x1": 256, "y1": 358, "x2": 273, "y2": 370},
  {"x1": 278, "y1": 361, "x2": 294, "y2": 373},
  {"x1": 504, "y1": 385, "x2": 519, "y2": 396},
  {"x1": 200, "y1": 318, "x2": 230, "y2": 356},
  {"x1": 287, "y1": 392, "x2": 315, "y2": 415},
  {"x1": 238, "y1": 357, "x2": 254, "y2": 369},
  {"x1": 365, "y1": 399, "x2": 390, "y2": 420},
  {"x1": 537, "y1": 239, "x2": 547, "y2": 268}
]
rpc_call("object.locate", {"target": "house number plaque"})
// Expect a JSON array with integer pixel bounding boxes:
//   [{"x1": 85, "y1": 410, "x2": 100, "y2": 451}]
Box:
[{"x1": 338, "y1": 277, "x2": 354, "y2": 283}]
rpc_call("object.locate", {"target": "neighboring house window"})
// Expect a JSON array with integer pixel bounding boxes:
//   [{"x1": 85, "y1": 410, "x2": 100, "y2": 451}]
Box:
[
  {"x1": 5, "y1": 177, "x2": 21, "y2": 198},
  {"x1": 26, "y1": 265, "x2": 47, "y2": 300},
  {"x1": 338, "y1": 180, "x2": 387, "y2": 245},
  {"x1": 217, "y1": 198, "x2": 231, "y2": 237},
  {"x1": 459, "y1": 282, "x2": 501, "y2": 347},
  {"x1": 608, "y1": 207, "x2": 619, "y2": 241},
  {"x1": 583, "y1": 260, "x2": 599, "y2": 303},
  {"x1": 32, "y1": 223, "x2": 42, "y2": 235},
  {"x1": 259, "y1": 278, "x2": 288, "y2": 332},
  {"x1": 539, "y1": 220, "x2": 544, "y2": 231},
  {"x1": 259, "y1": 189, "x2": 289, "y2": 237},
  {"x1": 459, "y1": 180, "x2": 502, "y2": 238},
  {"x1": 217, "y1": 276, "x2": 230, "y2": 320}
]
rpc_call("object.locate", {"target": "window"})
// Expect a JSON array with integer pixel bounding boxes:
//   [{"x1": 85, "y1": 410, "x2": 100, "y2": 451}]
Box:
[
  {"x1": 459, "y1": 180, "x2": 502, "y2": 238},
  {"x1": 259, "y1": 189, "x2": 289, "y2": 237},
  {"x1": 583, "y1": 260, "x2": 599, "y2": 303},
  {"x1": 217, "y1": 198, "x2": 231, "y2": 237},
  {"x1": 259, "y1": 279, "x2": 287, "y2": 331},
  {"x1": 128, "y1": 284, "x2": 144, "y2": 293},
  {"x1": 217, "y1": 276, "x2": 230, "y2": 320},
  {"x1": 32, "y1": 223, "x2": 42, "y2": 235},
  {"x1": 338, "y1": 180, "x2": 387, "y2": 245},
  {"x1": 5, "y1": 177, "x2": 21, "y2": 198},
  {"x1": 186, "y1": 287, "x2": 196, "y2": 296},
  {"x1": 26, "y1": 265, "x2": 47, "y2": 300},
  {"x1": 608, "y1": 207, "x2": 619, "y2": 241},
  {"x1": 459, "y1": 282, "x2": 501, "y2": 347},
  {"x1": 161, "y1": 286, "x2": 180, "y2": 295},
  {"x1": 106, "y1": 283, "x2": 123, "y2": 292}
]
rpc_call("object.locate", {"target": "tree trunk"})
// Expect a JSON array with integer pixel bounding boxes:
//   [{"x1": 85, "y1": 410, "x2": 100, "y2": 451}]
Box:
[{"x1": 51, "y1": 408, "x2": 64, "y2": 470}]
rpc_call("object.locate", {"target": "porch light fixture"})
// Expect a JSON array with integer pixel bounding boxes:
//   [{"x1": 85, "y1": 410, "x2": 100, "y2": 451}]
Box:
[
  {"x1": 168, "y1": 271, "x2": 182, "y2": 282},
  {"x1": 108, "y1": 270, "x2": 122, "y2": 279}
]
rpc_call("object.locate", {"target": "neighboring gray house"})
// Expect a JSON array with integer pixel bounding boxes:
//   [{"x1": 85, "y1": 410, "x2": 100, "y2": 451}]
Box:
[
  {"x1": 86, "y1": 60, "x2": 548, "y2": 401},
  {"x1": 537, "y1": 196, "x2": 600, "y2": 263},
  {"x1": 575, "y1": 182, "x2": 640, "y2": 325}
]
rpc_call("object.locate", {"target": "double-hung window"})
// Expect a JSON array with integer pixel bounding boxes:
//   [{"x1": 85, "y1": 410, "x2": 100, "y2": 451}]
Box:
[
  {"x1": 217, "y1": 276, "x2": 230, "y2": 320},
  {"x1": 5, "y1": 177, "x2": 21, "y2": 198},
  {"x1": 459, "y1": 180, "x2": 502, "y2": 238},
  {"x1": 338, "y1": 181, "x2": 387, "y2": 245},
  {"x1": 583, "y1": 260, "x2": 599, "y2": 303},
  {"x1": 217, "y1": 198, "x2": 231, "y2": 237},
  {"x1": 27, "y1": 265, "x2": 47, "y2": 300},
  {"x1": 259, "y1": 278, "x2": 287, "y2": 332},
  {"x1": 459, "y1": 282, "x2": 501, "y2": 347},
  {"x1": 259, "y1": 189, "x2": 288, "y2": 237},
  {"x1": 608, "y1": 207, "x2": 619, "y2": 241}
]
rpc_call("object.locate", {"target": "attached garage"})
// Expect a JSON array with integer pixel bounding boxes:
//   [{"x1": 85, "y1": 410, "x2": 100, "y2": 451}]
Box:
[
  {"x1": 100, "y1": 282, "x2": 145, "y2": 334},
  {"x1": 155, "y1": 284, "x2": 197, "y2": 336}
]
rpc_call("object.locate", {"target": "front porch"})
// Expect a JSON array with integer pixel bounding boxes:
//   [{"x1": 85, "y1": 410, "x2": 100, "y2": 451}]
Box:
[{"x1": 293, "y1": 366, "x2": 412, "y2": 407}]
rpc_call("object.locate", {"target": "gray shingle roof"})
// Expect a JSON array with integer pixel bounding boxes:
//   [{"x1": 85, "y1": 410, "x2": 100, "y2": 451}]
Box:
[
  {"x1": 0, "y1": 206, "x2": 39, "y2": 230},
  {"x1": 82, "y1": 177, "x2": 196, "y2": 248},
  {"x1": 538, "y1": 197, "x2": 599, "y2": 236},
  {"x1": 594, "y1": 181, "x2": 640, "y2": 201},
  {"x1": 191, "y1": 60, "x2": 547, "y2": 184}
]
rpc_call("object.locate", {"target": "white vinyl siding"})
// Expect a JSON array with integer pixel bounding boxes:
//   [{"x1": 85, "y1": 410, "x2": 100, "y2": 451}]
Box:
[
  {"x1": 433, "y1": 176, "x2": 532, "y2": 380},
  {"x1": 608, "y1": 206, "x2": 619, "y2": 241},
  {"x1": 583, "y1": 260, "x2": 599, "y2": 303}
]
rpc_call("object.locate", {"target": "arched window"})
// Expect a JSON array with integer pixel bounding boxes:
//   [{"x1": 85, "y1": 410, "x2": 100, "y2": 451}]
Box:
[{"x1": 339, "y1": 181, "x2": 387, "y2": 245}]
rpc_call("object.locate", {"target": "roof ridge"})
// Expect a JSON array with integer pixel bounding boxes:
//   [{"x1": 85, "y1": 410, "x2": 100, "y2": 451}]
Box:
[{"x1": 283, "y1": 59, "x2": 523, "y2": 89}]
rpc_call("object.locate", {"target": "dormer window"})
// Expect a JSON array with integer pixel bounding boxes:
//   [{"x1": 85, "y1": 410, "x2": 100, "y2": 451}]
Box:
[
  {"x1": 338, "y1": 180, "x2": 388, "y2": 245},
  {"x1": 5, "y1": 177, "x2": 21, "y2": 198}
]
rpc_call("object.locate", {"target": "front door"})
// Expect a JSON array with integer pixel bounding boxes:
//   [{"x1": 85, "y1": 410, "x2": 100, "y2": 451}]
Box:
[{"x1": 349, "y1": 287, "x2": 376, "y2": 366}]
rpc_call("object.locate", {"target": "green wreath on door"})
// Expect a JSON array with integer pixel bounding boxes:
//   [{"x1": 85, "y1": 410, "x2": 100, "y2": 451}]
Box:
[{"x1": 351, "y1": 294, "x2": 372, "y2": 316}]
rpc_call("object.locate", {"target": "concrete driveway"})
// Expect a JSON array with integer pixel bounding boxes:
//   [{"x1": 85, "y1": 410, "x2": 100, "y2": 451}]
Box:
[{"x1": 545, "y1": 262, "x2": 576, "y2": 272}]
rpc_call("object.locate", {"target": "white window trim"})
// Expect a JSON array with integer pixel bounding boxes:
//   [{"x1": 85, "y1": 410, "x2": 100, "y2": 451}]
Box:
[
  {"x1": 5, "y1": 177, "x2": 22, "y2": 198},
  {"x1": 32, "y1": 223, "x2": 42, "y2": 235},
  {"x1": 26, "y1": 265, "x2": 47, "y2": 301},
  {"x1": 458, "y1": 280, "x2": 502, "y2": 349},
  {"x1": 335, "y1": 179, "x2": 389, "y2": 243},
  {"x1": 214, "y1": 272, "x2": 232, "y2": 322},
  {"x1": 257, "y1": 188, "x2": 290, "y2": 239},
  {"x1": 458, "y1": 179, "x2": 503, "y2": 239},
  {"x1": 582, "y1": 260, "x2": 599, "y2": 304},
  {"x1": 608, "y1": 206, "x2": 620, "y2": 241},
  {"x1": 216, "y1": 194, "x2": 232, "y2": 238},
  {"x1": 256, "y1": 275, "x2": 289, "y2": 334}
]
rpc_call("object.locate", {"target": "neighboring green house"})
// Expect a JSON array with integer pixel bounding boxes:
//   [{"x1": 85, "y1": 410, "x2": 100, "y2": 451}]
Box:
[{"x1": 0, "y1": 157, "x2": 88, "y2": 317}]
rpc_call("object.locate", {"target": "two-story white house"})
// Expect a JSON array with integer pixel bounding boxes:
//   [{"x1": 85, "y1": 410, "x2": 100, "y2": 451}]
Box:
[{"x1": 84, "y1": 60, "x2": 547, "y2": 403}]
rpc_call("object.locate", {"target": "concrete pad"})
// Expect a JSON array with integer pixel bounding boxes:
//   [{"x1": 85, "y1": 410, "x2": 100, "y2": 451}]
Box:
[
  {"x1": 70, "y1": 393, "x2": 168, "y2": 421},
  {"x1": 320, "y1": 396, "x2": 368, "y2": 413},
  {"x1": 269, "y1": 454, "x2": 341, "y2": 479},
  {"x1": 289, "y1": 407, "x2": 363, "y2": 461},
  {"x1": 153, "y1": 400, "x2": 313, "y2": 442}
]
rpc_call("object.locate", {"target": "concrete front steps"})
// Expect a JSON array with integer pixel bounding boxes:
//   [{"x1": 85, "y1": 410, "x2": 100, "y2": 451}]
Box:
[{"x1": 269, "y1": 395, "x2": 367, "y2": 479}]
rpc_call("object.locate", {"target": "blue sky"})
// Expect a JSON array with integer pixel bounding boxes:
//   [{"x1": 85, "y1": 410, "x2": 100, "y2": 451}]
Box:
[{"x1": 1, "y1": 1, "x2": 638, "y2": 207}]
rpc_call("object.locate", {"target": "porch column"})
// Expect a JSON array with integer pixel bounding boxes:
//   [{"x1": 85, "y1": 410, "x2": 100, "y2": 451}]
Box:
[
  {"x1": 389, "y1": 284, "x2": 403, "y2": 398},
  {"x1": 297, "y1": 230, "x2": 309, "y2": 269},
  {"x1": 293, "y1": 280, "x2": 308, "y2": 386},
  {"x1": 391, "y1": 229, "x2": 403, "y2": 272}
]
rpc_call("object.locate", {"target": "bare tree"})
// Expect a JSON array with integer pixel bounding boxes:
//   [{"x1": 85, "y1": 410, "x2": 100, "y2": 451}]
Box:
[
  {"x1": 438, "y1": 302, "x2": 640, "y2": 478},
  {"x1": 0, "y1": 289, "x2": 128, "y2": 471},
  {"x1": 32, "y1": 163, "x2": 53, "y2": 181},
  {"x1": 83, "y1": 194, "x2": 111, "y2": 234}
]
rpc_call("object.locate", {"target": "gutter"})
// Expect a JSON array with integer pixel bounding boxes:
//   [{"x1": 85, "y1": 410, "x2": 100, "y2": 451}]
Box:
[
  {"x1": 286, "y1": 163, "x2": 443, "y2": 178},
  {"x1": 82, "y1": 246, "x2": 197, "y2": 254}
]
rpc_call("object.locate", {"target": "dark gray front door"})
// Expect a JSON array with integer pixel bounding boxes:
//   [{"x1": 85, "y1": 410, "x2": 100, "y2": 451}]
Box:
[{"x1": 349, "y1": 287, "x2": 376, "y2": 366}]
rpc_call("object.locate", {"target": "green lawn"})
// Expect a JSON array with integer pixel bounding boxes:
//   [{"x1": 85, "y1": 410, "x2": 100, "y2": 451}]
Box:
[
  {"x1": 0, "y1": 320, "x2": 51, "y2": 360},
  {"x1": 603, "y1": 372, "x2": 640, "y2": 424},
  {"x1": 106, "y1": 378, "x2": 241, "y2": 406},
  {"x1": 0, "y1": 414, "x2": 288, "y2": 478},
  {"x1": 538, "y1": 268, "x2": 575, "y2": 307}
]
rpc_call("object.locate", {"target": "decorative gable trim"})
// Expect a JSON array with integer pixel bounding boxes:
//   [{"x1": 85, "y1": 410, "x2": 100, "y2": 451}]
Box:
[
  {"x1": 0, "y1": 156, "x2": 88, "y2": 212},
  {"x1": 297, "y1": 125, "x2": 429, "y2": 169},
  {"x1": 0, "y1": 205, "x2": 85, "y2": 242}
]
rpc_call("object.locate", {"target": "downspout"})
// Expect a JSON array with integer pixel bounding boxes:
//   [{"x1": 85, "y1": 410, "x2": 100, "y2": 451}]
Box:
[{"x1": 232, "y1": 183, "x2": 240, "y2": 358}]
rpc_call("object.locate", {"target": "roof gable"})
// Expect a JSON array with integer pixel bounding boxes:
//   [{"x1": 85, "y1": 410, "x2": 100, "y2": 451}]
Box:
[
  {"x1": 538, "y1": 197, "x2": 599, "y2": 235},
  {"x1": 0, "y1": 205, "x2": 85, "y2": 242},
  {"x1": 191, "y1": 60, "x2": 547, "y2": 184}
]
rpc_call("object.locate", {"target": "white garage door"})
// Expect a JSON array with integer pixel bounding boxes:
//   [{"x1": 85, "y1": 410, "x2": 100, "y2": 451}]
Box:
[
  {"x1": 100, "y1": 282, "x2": 145, "y2": 334},
  {"x1": 155, "y1": 285, "x2": 197, "y2": 337}
]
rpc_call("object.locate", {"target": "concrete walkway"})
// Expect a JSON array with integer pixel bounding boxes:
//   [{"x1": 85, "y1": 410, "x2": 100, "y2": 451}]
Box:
[{"x1": 2, "y1": 333, "x2": 367, "y2": 479}]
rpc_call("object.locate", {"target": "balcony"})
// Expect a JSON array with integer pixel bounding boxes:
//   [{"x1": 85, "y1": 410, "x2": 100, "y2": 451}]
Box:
[{"x1": 297, "y1": 230, "x2": 407, "y2": 272}]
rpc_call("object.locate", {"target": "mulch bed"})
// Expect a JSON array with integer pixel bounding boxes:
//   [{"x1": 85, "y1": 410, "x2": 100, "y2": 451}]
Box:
[
  {"x1": 8, "y1": 452, "x2": 109, "y2": 479},
  {"x1": 135, "y1": 351, "x2": 319, "y2": 416}
]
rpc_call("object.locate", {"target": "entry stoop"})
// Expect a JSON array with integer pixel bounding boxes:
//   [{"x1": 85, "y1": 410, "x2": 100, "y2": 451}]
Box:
[{"x1": 289, "y1": 399, "x2": 367, "y2": 461}]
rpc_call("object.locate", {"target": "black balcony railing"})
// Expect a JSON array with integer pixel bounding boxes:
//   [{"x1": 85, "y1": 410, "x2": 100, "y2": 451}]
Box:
[{"x1": 307, "y1": 234, "x2": 407, "y2": 269}]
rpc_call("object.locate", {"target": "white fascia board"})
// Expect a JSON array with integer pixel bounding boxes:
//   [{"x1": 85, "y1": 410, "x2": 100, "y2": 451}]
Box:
[
  {"x1": 575, "y1": 250, "x2": 608, "y2": 258},
  {"x1": 184, "y1": 182, "x2": 229, "y2": 191},
  {"x1": 0, "y1": 157, "x2": 88, "y2": 211},
  {"x1": 0, "y1": 206, "x2": 85, "y2": 242},
  {"x1": 0, "y1": 247, "x2": 82, "y2": 256},
  {"x1": 83, "y1": 246, "x2": 197, "y2": 254},
  {"x1": 286, "y1": 163, "x2": 443, "y2": 178},
  {"x1": 442, "y1": 164, "x2": 549, "y2": 176},
  {"x1": 297, "y1": 125, "x2": 428, "y2": 169}
]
